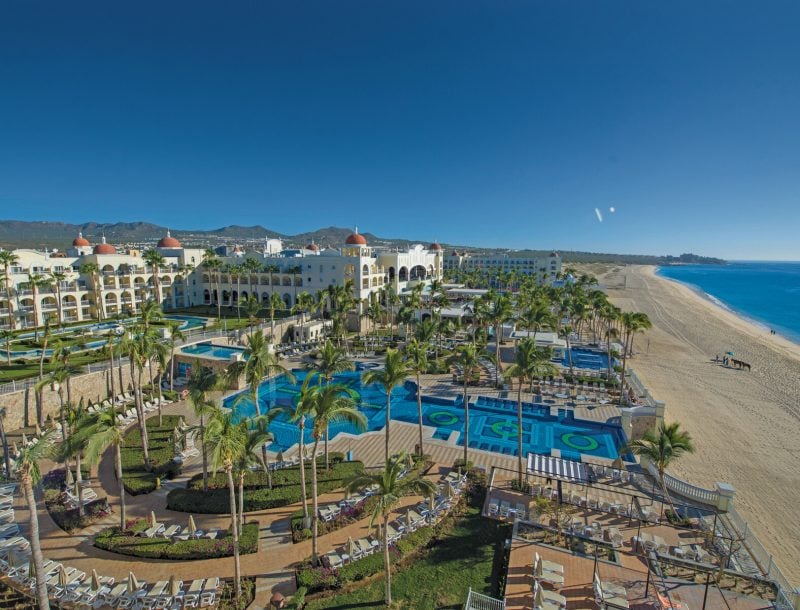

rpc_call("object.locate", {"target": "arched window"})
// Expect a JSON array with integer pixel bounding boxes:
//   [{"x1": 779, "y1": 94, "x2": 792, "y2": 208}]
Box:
[
  {"x1": 388, "y1": 266, "x2": 396, "y2": 281},
  {"x1": 398, "y1": 267, "x2": 408, "y2": 282},
  {"x1": 283, "y1": 293, "x2": 292, "y2": 308},
  {"x1": 362, "y1": 264, "x2": 369, "y2": 275},
  {"x1": 203, "y1": 289, "x2": 210, "y2": 303}
]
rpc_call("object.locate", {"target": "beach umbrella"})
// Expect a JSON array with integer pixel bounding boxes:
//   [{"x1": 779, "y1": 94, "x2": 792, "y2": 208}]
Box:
[
  {"x1": 58, "y1": 564, "x2": 69, "y2": 587},
  {"x1": 90, "y1": 569, "x2": 101, "y2": 591},
  {"x1": 188, "y1": 515, "x2": 197, "y2": 536},
  {"x1": 726, "y1": 351, "x2": 735, "y2": 356},
  {"x1": 348, "y1": 536, "x2": 357, "y2": 557},
  {"x1": 66, "y1": 467, "x2": 74, "y2": 486},
  {"x1": 127, "y1": 572, "x2": 141, "y2": 593},
  {"x1": 169, "y1": 575, "x2": 181, "y2": 596},
  {"x1": 149, "y1": 511, "x2": 157, "y2": 528}
]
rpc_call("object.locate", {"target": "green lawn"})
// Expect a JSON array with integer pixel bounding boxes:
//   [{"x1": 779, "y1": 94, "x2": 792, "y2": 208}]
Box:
[
  {"x1": 121, "y1": 415, "x2": 182, "y2": 494},
  {"x1": 304, "y1": 492, "x2": 510, "y2": 610},
  {"x1": 0, "y1": 350, "x2": 108, "y2": 382}
]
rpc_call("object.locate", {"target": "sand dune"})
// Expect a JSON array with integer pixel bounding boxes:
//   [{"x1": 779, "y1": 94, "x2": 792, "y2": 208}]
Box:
[{"x1": 602, "y1": 265, "x2": 800, "y2": 584}]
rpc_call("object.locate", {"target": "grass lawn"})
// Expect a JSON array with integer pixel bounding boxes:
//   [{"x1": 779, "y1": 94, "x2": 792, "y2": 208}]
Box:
[
  {"x1": 0, "y1": 350, "x2": 108, "y2": 382},
  {"x1": 121, "y1": 415, "x2": 182, "y2": 494},
  {"x1": 304, "y1": 492, "x2": 510, "y2": 610}
]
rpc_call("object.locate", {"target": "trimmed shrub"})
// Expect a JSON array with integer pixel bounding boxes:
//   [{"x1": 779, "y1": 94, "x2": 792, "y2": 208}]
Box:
[
  {"x1": 168, "y1": 458, "x2": 362, "y2": 514},
  {"x1": 121, "y1": 415, "x2": 183, "y2": 495},
  {"x1": 94, "y1": 518, "x2": 259, "y2": 559}
]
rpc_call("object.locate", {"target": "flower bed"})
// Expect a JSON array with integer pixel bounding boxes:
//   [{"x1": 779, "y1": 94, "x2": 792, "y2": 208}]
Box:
[
  {"x1": 94, "y1": 518, "x2": 259, "y2": 560},
  {"x1": 291, "y1": 495, "x2": 380, "y2": 543},
  {"x1": 121, "y1": 415, "x2": 183, "y2": 495},
  {"x1": 167, "y1": 455, "x2": 363, "y2": 514}
]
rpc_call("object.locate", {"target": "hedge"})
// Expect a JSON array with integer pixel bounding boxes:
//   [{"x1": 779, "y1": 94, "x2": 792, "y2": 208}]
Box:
[
  {"x1": 167, "y1": 457, "x2": 364, "y2": 514},
  {"x1": 121, "y1": 415, "x2": 183, "y2": 495},
  {"x1": 94, "y1": 518, "x2": 259, "y2": 560}
]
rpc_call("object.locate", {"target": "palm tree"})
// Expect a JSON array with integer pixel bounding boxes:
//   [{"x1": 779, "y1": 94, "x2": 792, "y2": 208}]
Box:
[
  {"x1": 187, "y1": 361, "x2": 220, "y2": 491},
  {"x1": 243, "y1": 257, "x2": 262, "y2": 297},
  {"x1": 505, "y1": 339, "x2": 557, "y2": 484},
  {"x1": 203, "y1": 251, "x2": 222, "y2": 320},
  {"x1": 308, "y1": 339, "x2": 355, "y2": 468},
  {"x1": 268, "y1": 291, "x2": 284, "y2": 341},
  {"x1": 229, "y1": 264, "x2": 243, "y2": 319},
  {"x1": 362, "y1": 349, "x2": 413, "y2": 462},
  {"x1": 345, "y1": 453, "x2": 436, "y2": 606},
  {"x1": 80, "y1": 262, "x2": 104, "y2": 321},
  {"x1": 139, "y1": 299, "x2": 163, "y2": 331},
  {"x1": 618, "y1": 311, "x2": 652, "y2": 404},
  {"x1": 626, "y1": 421, "x2": 694, "y2": 515},
  {"x1": 293, "y1": 291, "x2": 316, "y2": 326},
  {"x1": 448, "y1": 343, "x2": 481, "y2": 467},
  {"x1": 142, "y1": 249, "x2": 166, "y2": 306},
  {"x1": 487, "y1": 292, "x2": 513, "y2": 387},
  {"x1": 234, "y1": 424, "x2": 272, "y2": 531},
  {"x1": 205, "y1": 410, "x2": 246, "y2": 599},
  {"x1": 166, "y1": 320, "x2": 186, "y2": 392},
  {"x1": 404, "y1": 339, "x2": 429, "y2": 457},
  {"x1": 35, "y1": 319, "x2": 53, "y2": 428},
  {"x1": 58, "y1": 400, "x2": 89, "y2": 517},
  {"x1": 119, "y1": 327, "x2": 153, "y2": 469},
  {"x1": 243, "y1": 295, "x2": 261, "y2": 331},
  {"x1": 307, "y1": 384, "x2": 366, "y2": 563},
  {"x1": 0, "y1": 250, "x2": 19, "y2": 330},
  {"x1": 49, "y1": 270, "x2": 68, "y2": 324},
  {"x1": 284, "y1": 373, "x2": 319, "y2": 523},
  {"x1": 225, "y1": 331, "x2": 294, "y2": 417},
  {"x1": 27, "y1": 272, "x2": 52, "y2": 341},
  {"x1": 16, "y1": 429, "x2": 57, "y2": 610}
]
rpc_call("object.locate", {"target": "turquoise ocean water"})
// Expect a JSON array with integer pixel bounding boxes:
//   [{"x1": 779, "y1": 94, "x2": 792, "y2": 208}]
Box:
[{"x1": 657, "y1": 262, "x2": 800, "y2": 343}]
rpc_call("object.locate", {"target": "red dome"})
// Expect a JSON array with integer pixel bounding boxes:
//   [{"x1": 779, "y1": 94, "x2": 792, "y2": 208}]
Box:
[
  {"x1": 157, "y1": 230, "x2": 181, "y2": 248},
  {"x1": 72, "y1": 232, "x2": 90, "y2": 247},
  {"x1": 306, "y1": 243, "x2": 320, "y2": 252},
  {"x1": 93, "y1": 237, "x2": 116, "y2": 255},
  {"x1": 429, "y1": 242, "x2": 443, "y2": 251},
  {"x1": 345, "y1": 232, "x2": 367, "y2": 246}
]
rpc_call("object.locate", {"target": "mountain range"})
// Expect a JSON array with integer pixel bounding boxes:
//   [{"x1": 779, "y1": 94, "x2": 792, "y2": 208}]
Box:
[{"x1": 0, "y1": 220, "x2": 725, "y2": 265}]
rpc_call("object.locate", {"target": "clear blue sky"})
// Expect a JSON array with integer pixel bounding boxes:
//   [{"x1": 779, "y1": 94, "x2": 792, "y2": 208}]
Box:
[{"x1": 2, "y1": 1, "x2": 799, "y2": 259}]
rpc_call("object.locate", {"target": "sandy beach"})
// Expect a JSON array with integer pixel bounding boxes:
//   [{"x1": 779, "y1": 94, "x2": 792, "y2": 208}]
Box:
[{"x1": 601, "y1": 265, "x2": 800, "y2": 584}]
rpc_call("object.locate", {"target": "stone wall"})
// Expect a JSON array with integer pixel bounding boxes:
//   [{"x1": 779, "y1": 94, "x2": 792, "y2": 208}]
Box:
[{"x1": 0, "y1": 364, "x2": 137, "y2": 431}]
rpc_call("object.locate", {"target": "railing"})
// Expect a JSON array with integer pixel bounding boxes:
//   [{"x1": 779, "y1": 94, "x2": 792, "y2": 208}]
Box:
[{"x1": 645, "y1": 462, "x2": 718, "y2": 506}]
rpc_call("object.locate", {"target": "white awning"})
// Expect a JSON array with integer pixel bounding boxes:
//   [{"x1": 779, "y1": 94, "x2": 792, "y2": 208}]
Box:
[{"x1": 527, "y1": 453, "x2": 587, "y2": 482}]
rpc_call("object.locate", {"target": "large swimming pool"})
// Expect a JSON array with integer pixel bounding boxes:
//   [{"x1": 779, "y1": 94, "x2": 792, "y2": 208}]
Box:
[
  {"x1": 182, "y1": 342, "x2": 247, "y2": 359},
  {"x1": 558, "y1": 347, "x2": 613, "y2": 370},
  {"x1": 223, "y1": 369, "x2": 627, "y2": 461}
]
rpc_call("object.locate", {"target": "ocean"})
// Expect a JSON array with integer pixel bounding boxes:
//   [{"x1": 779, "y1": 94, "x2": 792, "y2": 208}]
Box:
[{"x1": 656, "y1": 262, "x2": 800, "y2": 344}]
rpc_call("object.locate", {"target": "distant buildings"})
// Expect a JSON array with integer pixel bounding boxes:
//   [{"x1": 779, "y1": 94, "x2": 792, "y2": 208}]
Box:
[
  {"x1": 0, "y1": 229, "x2": 443, "y2": 330},
  {"x1": 444, "y1": 250, "x2": 561, "y2": 284}
]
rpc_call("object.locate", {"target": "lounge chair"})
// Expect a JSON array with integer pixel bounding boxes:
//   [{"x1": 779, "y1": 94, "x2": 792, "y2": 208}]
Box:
[
  {"x1": 535, "y1": 552, "x2": 564, "y2": 574},
  {"x1": 532, "y1": 580, "x2": 566, "y2": 609}
]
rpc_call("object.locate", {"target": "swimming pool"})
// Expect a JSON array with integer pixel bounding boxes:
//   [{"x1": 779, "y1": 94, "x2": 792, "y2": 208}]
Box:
[
  {"x1": 181, "y1": 342, "x2": 247, "y2": 360},
  {"x1": 559, "y1": 348, "x2": 612, "y2": 370},
  {"x1": 223, "y1": 370, "x2": 627, "y2": 461}
]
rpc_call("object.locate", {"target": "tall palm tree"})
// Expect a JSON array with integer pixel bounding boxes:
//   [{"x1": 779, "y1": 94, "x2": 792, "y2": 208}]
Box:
[
  {"x1": 362, "y1": 349, "x2": 412, "y2": 461},
  {"x1": 268, "y1": 291, "x2": 284, "y2": 341},
  {"x1": 308, "y1": 339, "x2": 355, "y2": 468},
  {"x1": 487, "y1": 291, "x2": 513, "y2": 387},
  {"x1": 504, "y1": 339, "x2": 557, "y2": 484},
  {"x1": 15, "y1": 428, "x2": 56, "y2": 610},
  {"x1": 166, "y1": 320, "x2": 186, "y2": 392},
  {"x1": 244, "y1": 295, "x2": 261, "y2": 331},
  {"x1": 187, "y1": 361, "x2": 220, "y2": 491},
  {"x1": 0, "y1": 329, "x2": 12, "y2": 367},
  {"x1": 293, "y1": 291, "x2": 316, "y2": 326},
  {"x1": 205, "y1": 410, "x2": 246, "y2": 599},
  {"x1": 203, "y1": 251, "x2": 222, "y2": 320},
  {"x1": 234, "y1": 423, "x2": 272, "y2": 530},
  {"x1": 307, "y1": 384, "x2": 366, "y2": 563},
  {"x1": 626, "y1": 421, "x2": 694, "y2": 514},
  {"x1": 27, "y1": 272, "x2": 52, "y2": 341},
  {"x1": 119, "y1": 327, "x2": 153, "y2": 469},
  {"x1": 243, "y1": 257, "x2": 262, "y2": 297},
  {"x1": 448, "y1": 343, "x2": 481, "y2": 467},
  {"x1": 80, "y1": 262, "x2": 104, "y2": 321},
  {"x1": 225, "y1": 331, "x2": 294, "y2": 417},
  {"x1": 139, "y1": 299, "x2": 163, "y2": 331},
  {"x1": 103, "y1": 335, "x2": 118, "y2": 402},
  {"x1": 0, "y1": 250, "x2": 19, "y2": 330},
  {"x1": 58, "y1": 400, "x2": 89, "y2": 517},
  {"x1": 49, "y1": 270, "x2": 68, "y2": 324},
  {"x1": 618, "y1": 311, "x2": 652, "y2": 404},
  {"x1": 345, "y1": 453, "x2": 436, "y2": 606},
  {"x1": 404, "y1": 339, "x2": 429, "y2": 457},
  {"x1": 284, "y1": 373, "x2": 319, "y2": 523},
  {"x1": 229, "y1": 264, "x2": 243, "y2": 319},
  {"x1": 35, "y1": 320, "x2": 53, "y2": 428},
  {"x1": 142, "y1": 249, "x2": 166, "y2": 306}
]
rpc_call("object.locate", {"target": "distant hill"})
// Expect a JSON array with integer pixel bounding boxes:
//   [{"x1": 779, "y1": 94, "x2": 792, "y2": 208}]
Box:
[{"x1": 0, "y1": 219, "x2": 725, "y2": 264}]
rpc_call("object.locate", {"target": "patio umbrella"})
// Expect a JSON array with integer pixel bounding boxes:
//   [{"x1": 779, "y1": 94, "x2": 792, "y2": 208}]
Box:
[
  {"x1": 169, "y1": 575, "x2": 181, "y2": 596},
  {"x1": 276, "y1": 450, "x2": 284, "y2": 464},
  {"x1": 612, "y1": 456, "x2": 624, "y2": 471},
  {"x1": 58, "y1": 564, "x2": 69, "y2": 587},
  {"x1": 90, "y1": 569, "x2": 101, "y2": 591},
  {"x1": 65, "y1": 467, "x2": 74, "y2": 486},
  {"x1": 535, "y1": 557, "x2": 543, "y2": 579},
  {"x1": 534, "y1": 582, "x2": 546, "y2": 608},
  {"x1": 348, "y1": 536, "x2": 357, "y2": 557},
  {"x1": 404, "y1": 510, "x2": 414, "y2": 529},
  {"x1": 443, "y1": 482, "x2": 455, "y2": 499},
  {"x1": 21, "y1": 432, "x2": 28, "y2": 446},
  {"x1": 35, "y1": 423, "x2": 42, "y2": 437},
  {"x1": 11, "y1": 441, "x2": 18, "y2": 456},
  {"x1": 188, "y1": 515, "x2": 197, "y2": 536},
  {"x1": 127, "y1": 572, "x2": 141, "y2": 593},
  {"x1": 149, "y1": 511, "x2": 157, "y2": 528}
]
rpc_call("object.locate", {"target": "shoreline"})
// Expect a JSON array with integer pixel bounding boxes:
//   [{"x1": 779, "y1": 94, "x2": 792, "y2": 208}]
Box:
[
  {"x1": 649, "y1": 266, "x2": 800, "y2": 364},
  {"x1": 654, "y1": 265, "x2": 800, "y2": 349},
  {"x1": 601, "y1": 264, "x2": 800, "y2": 584}
]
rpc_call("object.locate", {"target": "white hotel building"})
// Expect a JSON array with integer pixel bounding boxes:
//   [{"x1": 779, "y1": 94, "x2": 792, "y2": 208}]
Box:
[
  {"x1": 0, "y1": 229, "x2": 443, "y2": 329},
  {"x1": 443, "y1": 250, "x2": 562, "y2": 284}
]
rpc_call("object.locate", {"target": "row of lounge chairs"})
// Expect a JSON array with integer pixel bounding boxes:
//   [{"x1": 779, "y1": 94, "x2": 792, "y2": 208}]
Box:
[{"x1": 532, "y1": 553, "x2": 566, "y2": 609}]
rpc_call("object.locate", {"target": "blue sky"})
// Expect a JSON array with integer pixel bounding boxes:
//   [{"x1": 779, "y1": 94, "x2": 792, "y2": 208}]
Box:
[{"x1": 1, "y1": 1, "x2": 799, "y2": 259}]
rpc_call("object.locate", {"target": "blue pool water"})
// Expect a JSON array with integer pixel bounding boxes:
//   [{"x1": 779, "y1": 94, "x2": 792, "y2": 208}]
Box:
[
  {"x1": 182, "y1": 342, "x2": 247, "y2": 359},
  {"x1": 223, "y1": 370, "x2": 626, "y2": 461},
  {"x1": 559, "y1": 348, "x2": 611, "y2": 370},
  {"x1": 658, "y1": 262, "x2": 800, "y2": 344}
]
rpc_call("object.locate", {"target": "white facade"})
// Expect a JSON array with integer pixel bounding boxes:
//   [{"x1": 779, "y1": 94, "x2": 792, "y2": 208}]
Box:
[{"x1": 444, "y1": 251, "x2": 562, "y2": 284}]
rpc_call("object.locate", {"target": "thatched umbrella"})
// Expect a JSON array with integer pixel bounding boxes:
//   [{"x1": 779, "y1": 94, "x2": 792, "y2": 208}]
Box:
[
  {"x1": 127, "y1": 572, "x2": 141, "y2": 593},
  {"x1": 443, "y1": 482, "x2": 455, "y2": 499},
  {"x1": 188, "y1": 515, "x2": 197, "y2": 536},
  {"x1": 347, "y1": 536, "x2": 357, "y2": 558},
  {"x1": 534, "y1": 582, "x2": 546, "y2": 608},
  {"x1": 169, "y1": 575, "x2": 181, "y2": 596},
  {"x1": 404, "y1": 510, "x2": 414, "y2": 530},
  {"x1": 149, "y1": 511, "x2": 157, "y2": 528},
  {"x1": 58, "y1": 564, "x2": 69, "y2": 587},
  {"x1": 90, "y1": 569, "x2": 101, "y2": 591},
  {"x1": 612, "y1": 456, "x2": 624, "y2": 471}
]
